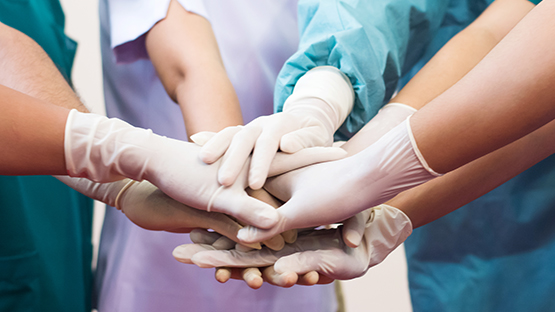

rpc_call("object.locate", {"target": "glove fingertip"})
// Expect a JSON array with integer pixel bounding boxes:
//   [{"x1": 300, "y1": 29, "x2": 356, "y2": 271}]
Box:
[
  {"x1": 248, "y1": 176, "x2": 265, "y2": 191},
  {"x1": 199, "y1": 148, "x2": 222, "y2": 164},
  {"x1": 343, "y1": 230, "x2": 362, "y2": 248},
  {"x1": 237, "y1": 226, "x2": 274, "y2": 244},
  {"x1": 218, "y1": 171, "x2": 236, "y2": 187},
  {"x1": 172, "y1": 246, "x2": 193, "y2": 264},
  {"x1": 190, "y1": 131, "x2": 216, "y2": 146},
  {"x1": 280, "y1": 137, "x2": 303, "y2": 154}
]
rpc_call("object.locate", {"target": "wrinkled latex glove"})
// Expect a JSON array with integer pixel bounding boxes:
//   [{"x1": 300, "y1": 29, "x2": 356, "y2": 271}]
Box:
[
  {"x1": 190, "y1": 130, "x2": 348, "y2": 181},
  {"x1": 177, "y1": 229, "x2": 321, "y2": 288},
  {"x1": 64, "y1": 110, "x2": 343, "y2": 228},
  {"x1": 55, "y1": 176, "x2": 259, "y2": 247},
  {"x1": 196, "y1": 66, "x2": 354, "y2": 190},
  {"x1": 201, "y1": 187, "x2": 298, "y2": 288},
  {"x1": 173, "y1": 204, "x2": 411, "y2": 281},
  {"x1": 237, "y1": 118, "x2": 440, "y2": 244},
  {"x1": 182, "y1": 229, "x2": 305, "y2": 289}
]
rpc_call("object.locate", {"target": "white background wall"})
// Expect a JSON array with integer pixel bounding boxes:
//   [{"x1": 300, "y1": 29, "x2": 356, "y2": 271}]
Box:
[{"x1": 59, "y1": 1, "x2": 413, "y2": 311}]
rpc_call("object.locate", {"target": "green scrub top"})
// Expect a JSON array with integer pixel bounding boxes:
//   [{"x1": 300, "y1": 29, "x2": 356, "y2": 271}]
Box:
[{"x1": 0, "y1": 1, "x2": 93, "y2": 312}]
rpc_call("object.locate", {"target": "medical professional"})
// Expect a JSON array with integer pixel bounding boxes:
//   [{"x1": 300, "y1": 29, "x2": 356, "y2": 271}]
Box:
[{"x1": 0, "y1": 3, "x2": 94, "y2": 310}]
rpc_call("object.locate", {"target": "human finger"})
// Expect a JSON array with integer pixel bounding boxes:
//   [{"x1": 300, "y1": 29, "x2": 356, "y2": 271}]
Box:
[
  {"x1": 342, "y1": 209, "x2": 372, "y2": 248},
  {"x1": 217, "y1": 125, "x2": 262, "y2": 186},
  {"x1": 197, "y1": 126, "x2": 242, "y2": 164}
]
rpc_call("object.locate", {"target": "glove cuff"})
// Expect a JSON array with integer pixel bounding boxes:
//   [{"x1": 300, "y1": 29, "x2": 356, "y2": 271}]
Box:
[
  {"x1": 64, "y1": 109, "x2": 157, "y2": 182},
  {"x1": 406, "y1": 116, "x2": 442, "y2": 177},
  {"x1": 283, "y1": 66, "x2": 354, "y2": 132}
]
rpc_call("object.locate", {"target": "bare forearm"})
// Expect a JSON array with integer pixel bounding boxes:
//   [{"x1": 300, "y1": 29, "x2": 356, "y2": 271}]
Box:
[
  {"x1": 146, "y1": 0, "x2": 243, "y2": 137},
  {"x1": 411, "y1": 0, "x2": 555, "y2": 173},
  {"x1": 391, "y1": 119, "x2": 555, "y2": 228},
  {"x1": 0, "y1": 22, "x2": 92, "y2": 174},
  {"x1": 342, "y1": 0, "x2": 533, "y2": 156},
  {"x1": 0, "y1": 85, "x2": 69, "y2": 175},
  {"x1": 0, "y1": 23, "x2": 88, "y2": 112}
]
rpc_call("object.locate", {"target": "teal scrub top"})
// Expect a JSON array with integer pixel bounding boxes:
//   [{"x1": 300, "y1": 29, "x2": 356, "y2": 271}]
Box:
[
  {"x1": 399, "y1": 1, "x2": 554, "y2": 311},
  {"x1": 0, "y1": 1, "x2": 94, "y2": 312}
]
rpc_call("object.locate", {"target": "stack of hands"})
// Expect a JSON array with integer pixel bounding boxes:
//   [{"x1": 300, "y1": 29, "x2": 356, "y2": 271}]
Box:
[{"x1": 61, "y1": 67, "x2": 438, "y2": 289}]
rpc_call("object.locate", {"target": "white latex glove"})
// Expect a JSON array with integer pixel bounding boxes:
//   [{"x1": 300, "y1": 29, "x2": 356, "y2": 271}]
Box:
[
  {"x1": 237, "y1": 118, "x2": 440, "y2": 244},
  {"x1": 339, "y1": 102, "x2": 417, "y2": 247},
  {"x1": 64, "y1": 110, "x2": 281, "y2": 227},
  {"x1": 173, "y1": 204, "x2": 411, "y2": 281},
  {"x1": 55, "y1": 176, "x2": 257, "y2": 247},
  {"x1": 197, "y1": 66, "x2": 354, "y2": 190},
  {"x1": 64, "y1": 110, "x2": 347, "y2": 228}
]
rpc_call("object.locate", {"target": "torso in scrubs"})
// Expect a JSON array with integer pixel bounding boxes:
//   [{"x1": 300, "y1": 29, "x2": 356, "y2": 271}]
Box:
[
  {"x1": 400, "y1": 1, "x2": 554, "y2": 311},
  {"x1": 94, "y1": 1, "x2": 338, "y2": 311},
  {"x1": 0, "y1": 1, "x2": 93, "y2": 311}
]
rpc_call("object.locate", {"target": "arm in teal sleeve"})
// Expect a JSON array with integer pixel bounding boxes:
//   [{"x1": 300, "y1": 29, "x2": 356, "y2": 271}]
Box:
[{"x1": 274, "y1": 0, "x2": 449, "y2": 139}]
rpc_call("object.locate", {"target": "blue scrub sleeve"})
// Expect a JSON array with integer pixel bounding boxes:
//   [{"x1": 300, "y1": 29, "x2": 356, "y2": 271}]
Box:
[{"x1": 275, "y1": 0, "x2": 449, "y2": 138}]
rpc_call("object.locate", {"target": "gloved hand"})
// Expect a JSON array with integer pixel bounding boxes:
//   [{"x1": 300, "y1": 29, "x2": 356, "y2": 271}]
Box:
[
  {"x1": 197, "y1": 66, "x2": 354, "y2": 190},
  {"x1": 55, "y1": 176, "x2": 259, "y2": 247},
  {"x1": 173, "y1": 204, "x2": 412, "y2": 281},
  {"x1": 64, "y1": 110, "x2": 345, "y2": 228},
  {"x1": 274, "y1": 0, "x2": 448, "y2": 139},
  {"x1": 176, "y1": 228, "x2": 317, "y2": 289},
  {"x1": 237, "y1": 118, "x2": 440, "y2": 244}
]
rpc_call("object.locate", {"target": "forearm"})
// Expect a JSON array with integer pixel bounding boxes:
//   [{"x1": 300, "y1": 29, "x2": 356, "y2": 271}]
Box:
[
  {"x1": 146, "y1": 0, "x2": 243, "y2": 137},
  {"x1": 0, "y1": 85, "x2": 69, "y2": 175},
  {"x1": 391, "y1": 119, "x2": 555, "y2": 228},
  {"x1": 0, "y1": 23, "x2": 91, "y2": 175},
  {"x1": 411, "y1": 0, "x2": 555, "y2": 173},
  {"x1": 392, "y1": 0, "x2": 534, "y2": 109},
  {"x1": 342, "y1": 0, "x2": 534, "y2": 155},
  {"x1": 0, "y1": 22, "x2": 88, "y2": 112}
]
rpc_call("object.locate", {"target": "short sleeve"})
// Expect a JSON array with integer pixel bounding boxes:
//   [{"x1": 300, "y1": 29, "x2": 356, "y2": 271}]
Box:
[{"x1": 108, "y1": 0, "x2": 209, "y2": 63}]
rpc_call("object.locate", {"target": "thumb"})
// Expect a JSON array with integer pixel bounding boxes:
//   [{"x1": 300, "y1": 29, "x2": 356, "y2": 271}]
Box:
[
  {"x1": 280, "y1": 126, "x2": 331, "y2": 153},
  {"x1": 189, "y1": 131, "x2": 216, "y2": 146},
  {"x1": 212, "y1": 190, "x2": 280, "y2": 229},
  {"x1": 342, "y1": 209, "x2": 373, "y2": 248}
]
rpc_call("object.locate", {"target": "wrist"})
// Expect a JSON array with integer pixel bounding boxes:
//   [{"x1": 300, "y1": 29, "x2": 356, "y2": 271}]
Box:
[
  {"x1": 283, "y1": 66, "x2": 354, "y2": 132},
  {"x1": 64, "y1": 109, "x2": 159, "y2": 182}
]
